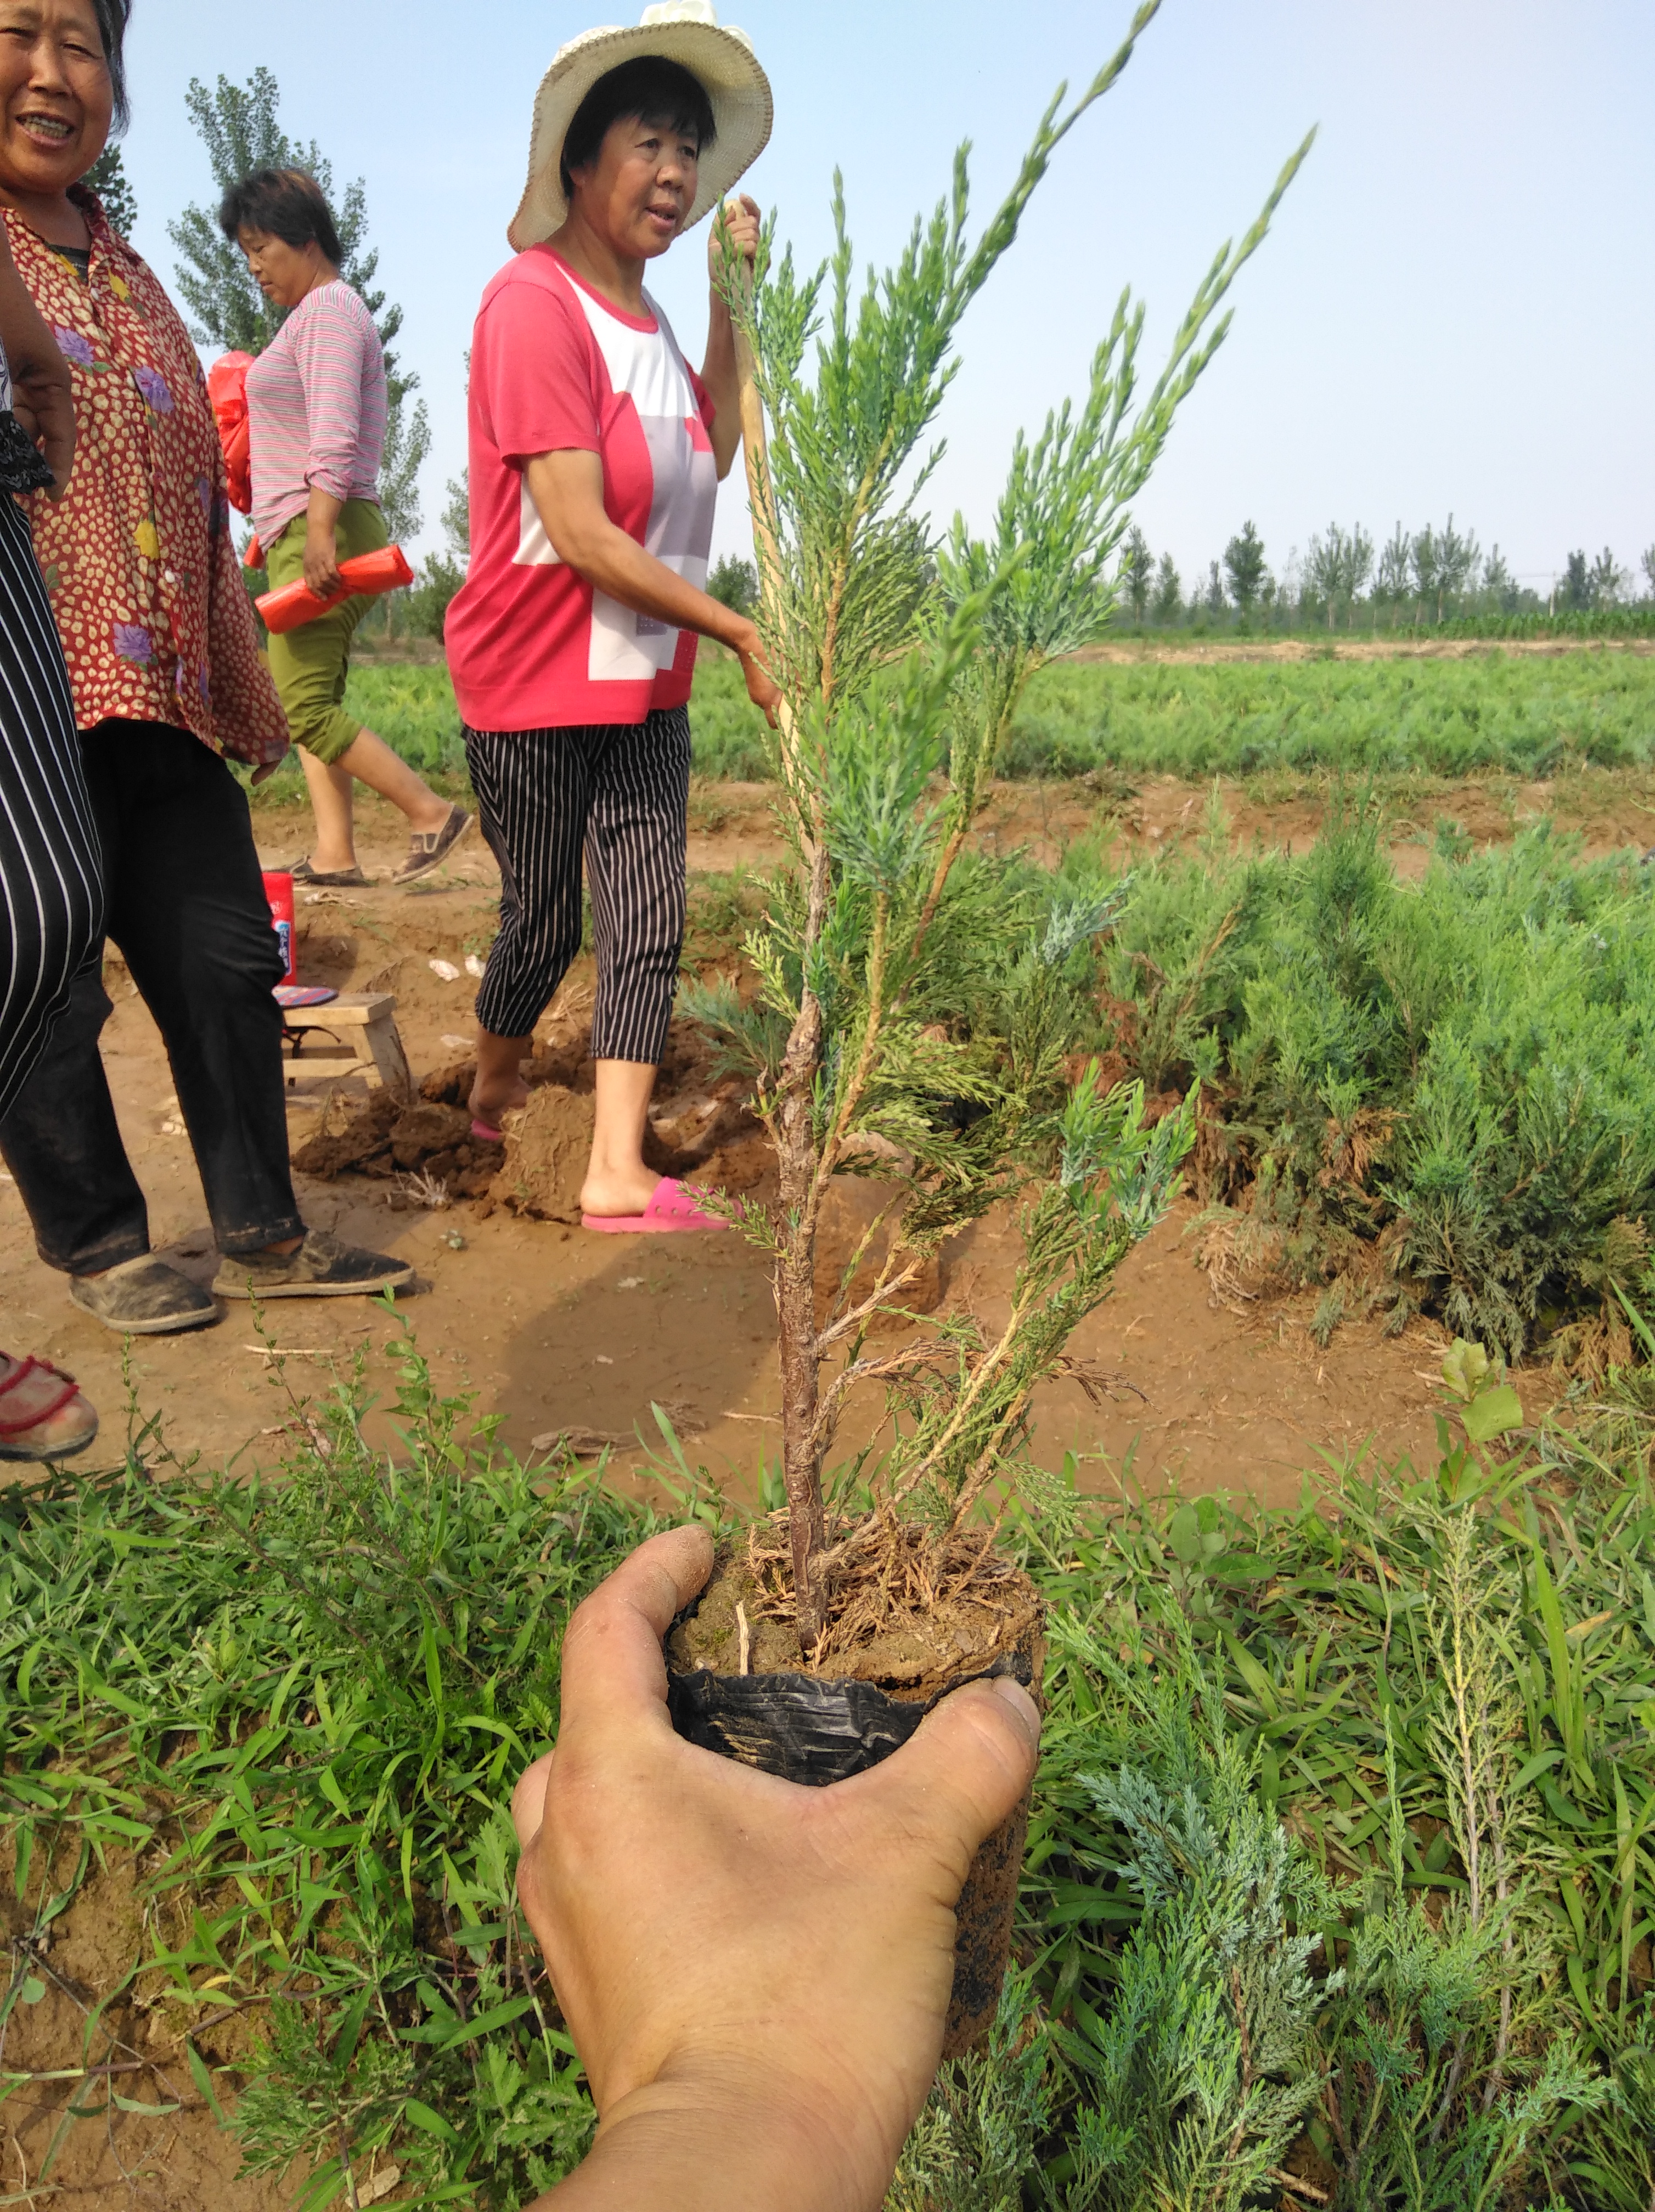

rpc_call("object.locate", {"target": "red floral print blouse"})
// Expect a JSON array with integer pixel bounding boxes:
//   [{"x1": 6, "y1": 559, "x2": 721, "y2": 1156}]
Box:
[{"x1": 3, "y1": 189, "x2": 289, "y2": 767}]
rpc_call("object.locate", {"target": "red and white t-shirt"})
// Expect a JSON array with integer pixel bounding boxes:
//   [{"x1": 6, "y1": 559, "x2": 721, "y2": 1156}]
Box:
[{"x1": 446, "y1": 247, "x2": 718, "y2": 731}]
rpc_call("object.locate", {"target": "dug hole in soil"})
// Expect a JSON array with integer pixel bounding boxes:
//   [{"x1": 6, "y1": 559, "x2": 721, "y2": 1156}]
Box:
[{"x1": 666, "y1": 1531, "x2": 1044, "y2": 2057}]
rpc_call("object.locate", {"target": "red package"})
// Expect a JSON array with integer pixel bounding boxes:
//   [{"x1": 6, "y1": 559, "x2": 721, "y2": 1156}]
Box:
[
  {"x1": 263, "y1": 870, "x2": 297, "y2": 986},
  {"x1": 207, "y1": 352, "x2": 255, "y2": 516},
  {"x1": 256, "y1": 544, "x2": 415, "y2": 635}
]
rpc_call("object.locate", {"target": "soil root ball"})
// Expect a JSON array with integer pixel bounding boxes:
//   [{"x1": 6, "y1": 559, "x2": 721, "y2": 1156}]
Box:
[{"x1": 666, "y1": 1537, "x2": 1044, "y2": 2056}]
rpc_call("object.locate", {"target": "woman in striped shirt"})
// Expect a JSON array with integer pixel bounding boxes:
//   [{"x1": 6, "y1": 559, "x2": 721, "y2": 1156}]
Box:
[{"x1": 223, "y1": 168, "x2": 470, "y2": 888}]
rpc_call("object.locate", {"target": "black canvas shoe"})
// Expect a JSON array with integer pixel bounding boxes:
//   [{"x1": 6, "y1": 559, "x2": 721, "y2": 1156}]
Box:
[
  {"x1": 70, "y1": 1254, "x2": 219, "y2": 1335},
  {"x1": 213, "y1": 1229, "x2": 415, "y2": 1301},
  {"x1": 390, "y1": 806, "x2": 473, "y2": 887}
]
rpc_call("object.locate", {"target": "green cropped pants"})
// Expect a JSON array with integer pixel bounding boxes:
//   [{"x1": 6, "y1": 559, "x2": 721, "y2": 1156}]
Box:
[{"x1": 263, "y1": 497, "x2": 387, "y2": 766}]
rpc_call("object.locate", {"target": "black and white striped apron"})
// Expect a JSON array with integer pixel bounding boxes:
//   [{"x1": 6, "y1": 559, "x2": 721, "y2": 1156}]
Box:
[{"x1": 0, "y1": 364, "x2": 102, "y2": 1121}]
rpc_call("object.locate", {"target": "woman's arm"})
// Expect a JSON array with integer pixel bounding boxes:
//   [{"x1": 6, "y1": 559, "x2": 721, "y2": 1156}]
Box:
[
  {"x1": 302, "y1": 484, "x2": 346, "y2": 599},
  {"x1": 525, "y1": 449, "x2": 779, "y2": 720},
  {"x1": 291, "y1": 292, "x2": 366, "y2": 595},
  {"x1": 699, "y1": 196, "x2": 759, "y2": 481},
  {"x1": 0, "y1": 228, "x2": 72, "y2": 498}
]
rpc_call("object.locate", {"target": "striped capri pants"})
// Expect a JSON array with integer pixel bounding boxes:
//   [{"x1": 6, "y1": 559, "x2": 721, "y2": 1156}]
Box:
[
  {"x1": 464, "y1": 706, "x2": 691, "y2": 1063},
  {"x1": 0, "y1": 491, "x2": 102, "y2": 1124}
]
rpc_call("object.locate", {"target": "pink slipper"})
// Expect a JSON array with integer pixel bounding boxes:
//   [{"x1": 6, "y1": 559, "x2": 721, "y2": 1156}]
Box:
[
  {"x1": 471, "y1": 1119, "x2": 504, "y2": 1143},
  {"x1": 582, "y1": 1177, "x2": 729, "y2": 1234}
]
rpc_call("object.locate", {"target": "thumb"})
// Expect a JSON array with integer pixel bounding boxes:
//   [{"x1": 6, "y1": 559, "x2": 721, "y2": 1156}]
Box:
[{"x1": 862, "y1": 1676, "x2": 1040, "y2": 1869}]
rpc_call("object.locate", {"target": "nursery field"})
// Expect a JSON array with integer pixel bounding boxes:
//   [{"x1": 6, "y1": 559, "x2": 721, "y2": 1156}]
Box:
[
  {"x1": 323, "y1": 640, "x2": 1655, "y2": 792},
  {"x1": 4, "y1": 794, "x2": 1655, "y2": 2203}
]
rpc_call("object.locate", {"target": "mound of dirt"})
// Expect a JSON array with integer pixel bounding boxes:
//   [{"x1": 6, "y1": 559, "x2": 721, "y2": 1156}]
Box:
[
  {"x1": 491, "y1": 1085, "x2": 596, "y2": 1223},
  {"x1": 814, "y1": 1177, "x2": 943, "y2": 1329},
  {"x1": 291, "y1": 1089, "x2": 497, "y2": 1197},
  {"x1": 290, "y1": 999, "x2": 772, "y2": 1218}
]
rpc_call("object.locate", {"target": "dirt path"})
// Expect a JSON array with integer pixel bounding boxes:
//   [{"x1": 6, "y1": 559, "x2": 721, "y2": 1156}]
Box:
[{"x1": 0, "y1": 780, "x2": 1572, "y2": 1515}]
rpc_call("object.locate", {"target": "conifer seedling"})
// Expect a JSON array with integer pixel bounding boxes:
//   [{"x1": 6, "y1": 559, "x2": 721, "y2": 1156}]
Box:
[{"x1": 693, "y1": 0, "x2": 1313, "y2": 1653}]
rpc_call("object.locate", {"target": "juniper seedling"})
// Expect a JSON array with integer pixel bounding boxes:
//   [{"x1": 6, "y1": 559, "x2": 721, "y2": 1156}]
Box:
[{"x1": 695, "y1": 0, "x2": 1311, "y2": 1649}]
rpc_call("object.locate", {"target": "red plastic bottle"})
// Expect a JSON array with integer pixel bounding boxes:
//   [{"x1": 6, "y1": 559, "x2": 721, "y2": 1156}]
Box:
[{"x1": 262, "y1": 871, "x2": 297, "y2": 986}]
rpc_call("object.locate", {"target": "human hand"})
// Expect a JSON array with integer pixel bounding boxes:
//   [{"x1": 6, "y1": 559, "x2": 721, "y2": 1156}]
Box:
[
  {"x1": 9, "y1": 364, "x2": 74, "y2": 500},
  {"x1": 733, "y1": 617, "x2": 781, "y2": 726},
  {"x1": 302, "y1": 526, "x2": 344, "y2": 599},
  {"x1": 708, "y1": 193, "x2": 761, "y2": 286},
  {"x1": 511, "y1": 1525, "x2": 1040, "y2": 2212}
]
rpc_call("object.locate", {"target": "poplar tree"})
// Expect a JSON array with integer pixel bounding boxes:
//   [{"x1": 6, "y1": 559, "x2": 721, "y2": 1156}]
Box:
[{"x1": 1222, "y1": 518, "x2": 1266, "y2": 616}]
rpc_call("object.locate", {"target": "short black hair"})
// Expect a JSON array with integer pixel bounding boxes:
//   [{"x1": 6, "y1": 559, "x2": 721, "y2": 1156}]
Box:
[
  {"x1": 88, "y1": 0, "x2": 131, "y2": 132},
  {"x1": 559, "y1": 56, "x2": 716, "y2": 202},
  {"x1": 217, "y1": 168, "x2": 344, "y2": 266}
]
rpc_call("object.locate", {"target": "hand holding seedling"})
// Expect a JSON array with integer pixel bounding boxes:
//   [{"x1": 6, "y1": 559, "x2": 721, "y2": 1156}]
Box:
[
  {"x1": 511, "y1": 1525, "x2": 1040, "y2": 2211},
  {"x1": 708, "y1": 191, "x2": 761, "y2": 280}
]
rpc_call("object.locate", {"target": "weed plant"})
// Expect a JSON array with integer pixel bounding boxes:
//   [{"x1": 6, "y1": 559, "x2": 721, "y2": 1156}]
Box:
[{"x1": 3, "y1": 1339, "x2": 1653, "y2": 2205}]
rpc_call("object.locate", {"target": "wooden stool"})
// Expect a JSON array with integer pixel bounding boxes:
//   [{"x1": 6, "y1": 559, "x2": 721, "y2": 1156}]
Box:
[{"x1": 282, "y1": 991, "x2": 411, "y2": 1099}]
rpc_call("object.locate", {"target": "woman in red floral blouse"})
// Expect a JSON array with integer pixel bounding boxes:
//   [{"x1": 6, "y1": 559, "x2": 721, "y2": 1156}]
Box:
[{"x1": 0, "y1": 0, "x2": 412, "y2": 1333}]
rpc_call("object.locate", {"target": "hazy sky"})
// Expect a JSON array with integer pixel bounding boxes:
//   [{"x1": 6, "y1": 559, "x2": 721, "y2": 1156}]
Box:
[{"x1": 120, "y1": 0, "x2": 1651, "y2": 592}]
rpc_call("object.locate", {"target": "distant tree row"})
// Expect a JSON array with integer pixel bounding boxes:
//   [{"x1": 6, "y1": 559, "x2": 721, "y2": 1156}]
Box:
[{"x1": 1116, "y1": 521, "x2": 1655, "y2": 632}]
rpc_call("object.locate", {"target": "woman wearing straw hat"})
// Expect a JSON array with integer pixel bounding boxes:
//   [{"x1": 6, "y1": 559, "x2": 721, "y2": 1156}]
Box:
[{"x1": 445, "y1": 0, "x2": 778, "y2": 1233}]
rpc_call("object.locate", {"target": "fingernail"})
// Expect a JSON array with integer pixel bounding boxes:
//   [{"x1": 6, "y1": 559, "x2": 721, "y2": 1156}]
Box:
[{"x1": 991, "y1": 1675, "x2": 1040, "y2": 1745}]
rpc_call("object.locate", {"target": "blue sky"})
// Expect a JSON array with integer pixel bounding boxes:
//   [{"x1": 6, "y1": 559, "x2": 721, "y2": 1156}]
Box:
[{"x1": 122, "y1": 0, "x2": 1651, "y2": 593}]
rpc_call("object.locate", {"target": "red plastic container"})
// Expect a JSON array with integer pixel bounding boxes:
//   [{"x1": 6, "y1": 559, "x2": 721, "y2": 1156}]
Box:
[
  {"x1": 263, "y1": 870, "x2": 297, "y2": 987},
  {"x1": 207, "y1": 351, "x2": 255, "y2": 516},
  {"x1": 256, "y1": 545, "x2": 415, "y2": 635}
]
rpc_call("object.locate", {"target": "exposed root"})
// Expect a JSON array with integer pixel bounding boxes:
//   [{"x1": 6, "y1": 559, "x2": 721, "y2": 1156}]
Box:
[{"x1": 739, "y1": 1510, "x2": 1028, "y2": 1668}]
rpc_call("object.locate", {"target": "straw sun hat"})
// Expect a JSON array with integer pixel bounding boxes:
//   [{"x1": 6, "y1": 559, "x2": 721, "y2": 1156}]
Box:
[{"x1": 508, "y1": 0, "x2": 773, "y2": 251}]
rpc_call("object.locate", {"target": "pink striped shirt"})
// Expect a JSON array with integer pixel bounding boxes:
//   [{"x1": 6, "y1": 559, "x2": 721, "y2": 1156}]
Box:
[{"x1": 244, "y1": 280, "x2": 386, "y2": 548}]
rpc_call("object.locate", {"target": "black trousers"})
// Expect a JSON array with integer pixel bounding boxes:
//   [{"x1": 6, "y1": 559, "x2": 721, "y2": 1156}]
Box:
[
  {"x1": 0, "y1": 719, "x2": 305, "y2": 1274},
  {"x1": 464, "y1": 707, "x2": 691, "y2": 1062},
  {"x1": 0, "y1": 492, "x2": 102, "y2": 1122}
]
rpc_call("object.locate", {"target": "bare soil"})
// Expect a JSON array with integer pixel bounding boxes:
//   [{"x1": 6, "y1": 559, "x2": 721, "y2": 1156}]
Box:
[{"x1": 0, "y1": 1828, "x2": 311, "y2": 2208}]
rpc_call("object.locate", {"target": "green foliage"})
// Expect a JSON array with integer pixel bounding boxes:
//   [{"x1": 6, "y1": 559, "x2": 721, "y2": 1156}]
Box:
[
  {"x1": 705, "y1": 6, "x2": 1305, "y2": 1615},
  {"x1": 4, "y1": 1339, "x2": 1655, "y2": 2205},
  {"x1": 260, "y1": 645, "x2": 1655, "y2": 793},
  {"x1": 84, "y1": 144, "x2": 137, "y2": 235},
  {"x1": 0, "y1": 1331, "x2": 663, "y2": 2205},
  {"x1": 707, "y1": 552, "x2": 759, "y2": 616},
  {"x1": 1222, "y1": 520, "x2": 1267, "y2": 615},
  {"x1": 1097, "y1": 809, "x2": 1655, "y2": 1358},
  {"x1": 168, "y1": 66, "x2": 430, "y2": 538},
  {"x1": 1003, "y1": 647, "x2": 1655, "y2": 781}
]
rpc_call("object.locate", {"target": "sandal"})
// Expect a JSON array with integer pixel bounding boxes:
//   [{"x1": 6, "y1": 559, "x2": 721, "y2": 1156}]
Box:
[
  {"x1": 391, "y1": 806, "x2": 474, "y2": 887},
  {"x1": 288, "y1": 857, "x2": 370, "y2": 888},
  {"x1": 582, "y1": 1177, "x2": 730, "y2": 1235},
  {"x1": 0, "y1": 1352, "x2": 99, "y2": 1462}
]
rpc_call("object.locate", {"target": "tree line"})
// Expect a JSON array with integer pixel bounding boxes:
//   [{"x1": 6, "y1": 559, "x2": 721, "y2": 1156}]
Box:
[{"x1": 1118, "y1": 518, "x2": 1655, "y2": 632}]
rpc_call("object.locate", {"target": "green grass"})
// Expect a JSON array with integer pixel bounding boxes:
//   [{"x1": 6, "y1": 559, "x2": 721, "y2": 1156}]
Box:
[
  {"x1": 2, "y1": 1333, "x2": 1652, "y2": 2208},
  {"x1": 1004, "y1": 648, "x2": 1655, "y2": 780},
  {"x1": 279, "y1": 646, "x2": 1655, "y2": 795}
]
